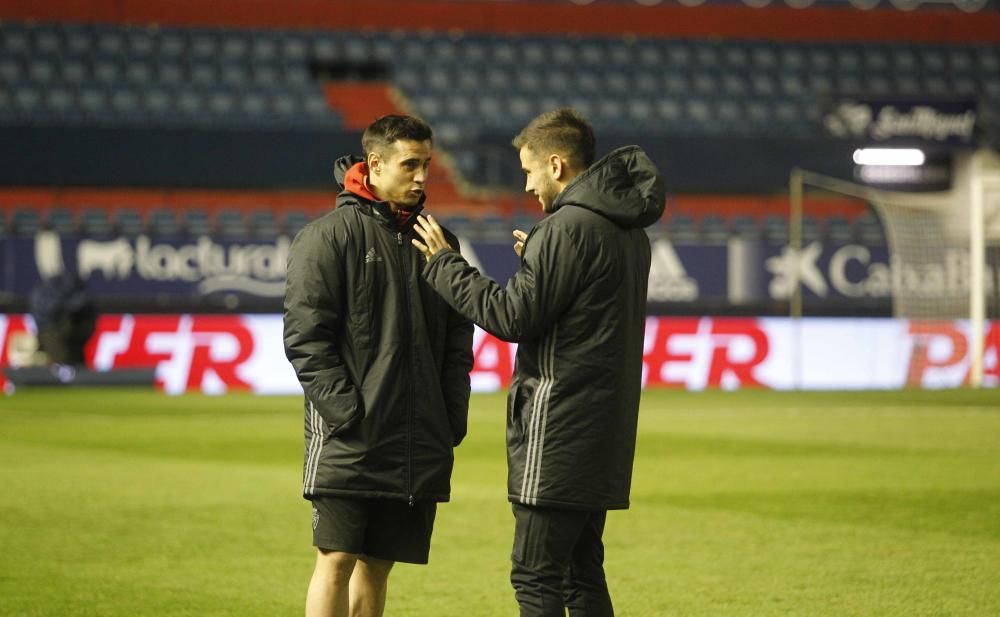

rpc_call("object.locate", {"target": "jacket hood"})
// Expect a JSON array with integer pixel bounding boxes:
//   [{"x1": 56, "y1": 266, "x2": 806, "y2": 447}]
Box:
[
  {"x1": 334, "y1": 154, "x2": 363, "y2": 193},
  {"x1": 551, "y1": 145, "x2": 665, "y2": 229}
]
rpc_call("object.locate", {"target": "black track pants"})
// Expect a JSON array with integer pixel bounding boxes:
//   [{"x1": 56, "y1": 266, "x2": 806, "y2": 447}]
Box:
[{"x1": 510, "y1": 504, "x2": 614, "y2": 617}]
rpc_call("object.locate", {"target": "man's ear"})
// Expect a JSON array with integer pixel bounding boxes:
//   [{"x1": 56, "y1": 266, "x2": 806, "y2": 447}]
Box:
[
  {"x1": 367, "y1": 152, "x2": 381, "y2": 175},
  {"x1": 548, "y1": 154, "x2": 564, "y2": 181}
]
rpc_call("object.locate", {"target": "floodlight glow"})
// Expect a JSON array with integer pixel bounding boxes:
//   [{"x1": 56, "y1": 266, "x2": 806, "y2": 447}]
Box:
[{"x1": 852, "y1": 148, "x2": 926, "y2": 166}]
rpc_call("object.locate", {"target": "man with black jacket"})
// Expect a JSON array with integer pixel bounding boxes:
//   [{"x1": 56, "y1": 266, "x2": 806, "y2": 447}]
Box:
[
  {"x1": 413, "y1": 108, "x2": 665, "y2": 617},
  {"x1": 284, "y1": 115, "x2": 474, "y2": 617}
]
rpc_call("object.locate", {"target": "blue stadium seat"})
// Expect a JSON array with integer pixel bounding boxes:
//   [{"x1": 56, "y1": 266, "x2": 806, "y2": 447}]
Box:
[
  {"x1": 44, "y1": 87, "x2": 75, "y2": 119},
  {"x1": 250, "y1": 210, "x2": 278, "y2": 240},
  {"x1": 80, "y1": 209, "x2": 113, "y2": 237},
  {"x1": 27, "y1": 58, "x2": 57, "y2": 83},
  {"x1": 251, "y1": 33, "x2": 282, "y2": 64},
  {"x1": 731, "y1": 215, "x2": 760, "y2": 239},
  {"x1": 666, "y1": 213, "x2": 698, "y2": 244},
  {"x1": 283, "y1": 210, "x2": 310, "y2": 237},
  {"x1": 920, "y1": 47, "x2": 947, "y2": 73},
  {"x1": 96, "y1": 27, "x2": 127, "y2": 55},
  {"x1": 856, "y1": 213, "x2": 885, "y2": 246},
  {"x1": 1, "y1": 29, "x2": 30, "y2": 57},
  {"x1": 62, "y1": 26, "x2": 91, "y2": 57},
  {"x1": 762, "y1": 215, "x2": 788, "y2": 246},
  {"x1": 801, "y1": 215, "x2": 822, "y2": 244},
  {"x1": 93, "y1": 59, "x2": 122, "y2": 84},
  {"x1": 157, "y1": 30, "x2": 188, "y2": 59},
  {"x1": 217, "y1": 209, "x2": 248, "y2": 239},
  {"x1": 127, "y1": 29, "x2": 156, "y2": 58},
  {"x1": 182, "y1": 209, "x2": 212, "y2": 236},
  {"x1": 189, "y1": 33, "x2": 219, "y2": 60},
  {"x1": 46, "y1": 208, "x2": 76, "y2": 234},
  {"x1": 700, "y1": 215, "x2": 729, "y2": 244},
  {"x1": 149, "y1": 209, "x2": 180, "y2": 237},
  {"x1": 826, "y1": 215, "x2": 855, "y2": 245},
  {"x1": 112, "y1": 209, "x2": 144, "y2": 236},
  {"x1": 124, "y1": 60, "x2": 154, "y2": 85},
  {"x1": 11, "y1": 208, "x2": 42, "y2": 236},
  {"x1": 0, "y1": 57, "x2": 22, "y2": 82},
  {"x1": 34, "y1": 28, "x2": 62, "y2": 56},
  {"x1": 62, "y1": 59, "x2": 87, "y2": 83}
]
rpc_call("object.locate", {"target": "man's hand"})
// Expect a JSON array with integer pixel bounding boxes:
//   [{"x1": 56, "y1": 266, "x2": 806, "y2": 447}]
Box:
[
  {"x1": 412, "y1": 214, "x2": 453, "y2": 262},
  {"x1": 512, "y1": 230, "x2": 528, "y2": 257}
]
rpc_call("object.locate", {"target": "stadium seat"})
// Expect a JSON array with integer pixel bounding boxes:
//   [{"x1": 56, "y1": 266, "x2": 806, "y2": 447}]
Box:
[
  {"x1": 81, "y1": 209, "x2": 114, "y2": 237},
  {"x1": 217, "y1": 209, "x2": 248, "y2": 239},
  {"x1": 112, "y1": 209, "x2": 145, "y2": 236},
  {"x1": 801, "y1": 215, "x2": 822, "y2": 243},
  {"x1": 149, "y1": 209, "x2": 180, "y2": 237},
  {"x1": 280, "y1": 209, "x2": 310, "y2": 235},
  {"x1": 11, "y1": 208, "x2": 42, "y2": 236},
  {"x1": 856, "y1": 213, "x2": 885, "y2": 246},
  {"x1": 46, "y1": 208, "x2": 77, "y2": 234},
  {"x1": 762, "y1": 215, "x2": 788, "y2": 245},
  {"x1": 826, "y1": 215, "x2": 855, "y2": 245},
  {"x1": 731, "y1": 215, "x2": 760, "y2": 239},
  {"x1": 701, "y1": 215, "x2": 730, "y2": 244},
  {"x1": 182, "y1": 209, "x2": 213, "y2": 237},
  {"x1": 666, "y1": 213, "x2": 699, "y2": 244},
  {"x1": 250, "y1": 210, "x2": 279, "y2": 240}
]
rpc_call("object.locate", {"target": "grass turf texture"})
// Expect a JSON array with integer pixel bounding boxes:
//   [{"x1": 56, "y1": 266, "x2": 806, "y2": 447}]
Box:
[{"x1": 1, "y1": 389, "x2": 998, "y2": 616}]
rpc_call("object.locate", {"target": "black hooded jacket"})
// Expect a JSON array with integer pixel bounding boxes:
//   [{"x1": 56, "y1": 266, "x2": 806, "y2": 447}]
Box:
[
  {"x1": 283, "y1": 155, "x2": 474, "y2": 503},
  {"x1": 422, "y1": 146, "x2": 665, "y2": 510}
]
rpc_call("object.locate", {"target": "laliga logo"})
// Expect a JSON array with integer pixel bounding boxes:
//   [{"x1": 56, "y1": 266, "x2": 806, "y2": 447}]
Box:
[{"x1": 824, "y1": 102, "x2": 976, "y2": 142}]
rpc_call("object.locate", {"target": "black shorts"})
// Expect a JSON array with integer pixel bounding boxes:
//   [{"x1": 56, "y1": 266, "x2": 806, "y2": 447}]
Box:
[{"x1": 310, "y1": 496, "x2": 437, "y2": 565}]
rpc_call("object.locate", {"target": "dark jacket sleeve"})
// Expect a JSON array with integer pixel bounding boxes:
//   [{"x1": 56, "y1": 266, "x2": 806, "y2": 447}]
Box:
[
  {"x1": 423, "y1": 222, "x2": 582, "y2": 343},
  {"x1": 439, "y1": 230, "x2": 474, "y2": 446},
  {"x1": 283, "y1": 222, "x2": 363, "y2": 435}
]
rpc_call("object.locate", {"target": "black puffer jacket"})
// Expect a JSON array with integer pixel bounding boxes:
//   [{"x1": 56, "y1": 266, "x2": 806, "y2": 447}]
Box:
[
  {"x1": 284, "y1": 155, "x2": 474, "y2": 503},
  {"x1": 423, "y1": 146, "x2": 665, "y2": 510}
]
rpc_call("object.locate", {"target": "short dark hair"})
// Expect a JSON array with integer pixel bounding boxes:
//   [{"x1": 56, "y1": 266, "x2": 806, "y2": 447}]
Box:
[
  {"x1": 362, "y1": 115, "x2": 433, "y2": 157},
  {"x1": 512, "y1": 107, "x2": 595, "y2": 170}
]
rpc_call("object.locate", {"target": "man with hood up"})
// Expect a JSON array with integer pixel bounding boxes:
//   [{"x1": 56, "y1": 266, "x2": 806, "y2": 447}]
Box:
[
  {"x1": 412, "y1": 108, "x2": 665, "y2": 617},
  {"x1": 284, "y1": 114, "x2": 474, "y2": 617}
]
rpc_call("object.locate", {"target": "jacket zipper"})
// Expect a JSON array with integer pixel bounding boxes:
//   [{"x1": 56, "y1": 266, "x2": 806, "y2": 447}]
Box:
[{"x1": 397, "y1": 230, "x2": 415, "y2": 507}]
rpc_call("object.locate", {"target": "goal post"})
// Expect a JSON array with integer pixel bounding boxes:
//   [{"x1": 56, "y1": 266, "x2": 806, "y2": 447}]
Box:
[{"x1": 789, "y1": 148, "x2": 1000, "y2": 388}]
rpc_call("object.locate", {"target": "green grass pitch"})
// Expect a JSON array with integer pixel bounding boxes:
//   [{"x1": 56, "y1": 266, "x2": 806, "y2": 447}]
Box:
[{"x1": 1, "y1": 388, "x2": 998, "y2": 616}]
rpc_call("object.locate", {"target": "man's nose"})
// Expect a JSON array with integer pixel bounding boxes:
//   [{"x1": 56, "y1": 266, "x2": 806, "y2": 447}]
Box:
[{"x1": 414, "y1": 167, "x2": 428, "y2": 184}]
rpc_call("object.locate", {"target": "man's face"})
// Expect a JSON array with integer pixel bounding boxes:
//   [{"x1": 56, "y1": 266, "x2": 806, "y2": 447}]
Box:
[
  {"x1": 519, "y1": 146, "x2": 562, "y2": 213},
  {"x1": 369, "y1": 139, "x2": 432, "y2": 209}
]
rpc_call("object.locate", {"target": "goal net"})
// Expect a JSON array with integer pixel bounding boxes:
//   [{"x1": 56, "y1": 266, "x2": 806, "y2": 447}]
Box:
[{"x1": 790, "y1": 149, "x2": 1000, "y2": 387}]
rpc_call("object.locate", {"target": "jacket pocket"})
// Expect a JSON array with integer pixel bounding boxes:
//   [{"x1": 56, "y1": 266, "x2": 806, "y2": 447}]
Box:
[
  {"x1": 308, "y1": 391, "x2": 364, "y2": 438},
  {"x1": 507, "y1": 387, "x2": 525, "y2": 443}
]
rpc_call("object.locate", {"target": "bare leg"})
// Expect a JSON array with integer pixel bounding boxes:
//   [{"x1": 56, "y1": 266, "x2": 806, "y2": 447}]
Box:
[
  {"x1": 349, "y1": 555, "x2": 395, "y2": 617},
  {"x1": 306, "y1": 549, "x2": 358, "y2": 617}
]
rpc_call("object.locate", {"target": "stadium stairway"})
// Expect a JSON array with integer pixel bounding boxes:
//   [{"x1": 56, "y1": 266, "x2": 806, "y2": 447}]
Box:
[{"x1": 322, "y1": 79, "x2": 518, "y2": 217}]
